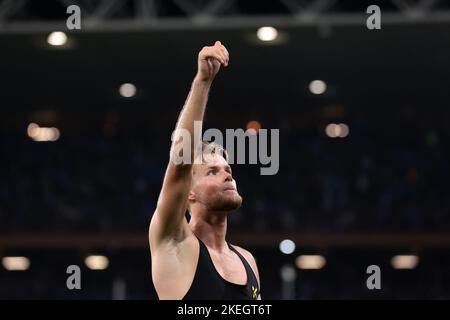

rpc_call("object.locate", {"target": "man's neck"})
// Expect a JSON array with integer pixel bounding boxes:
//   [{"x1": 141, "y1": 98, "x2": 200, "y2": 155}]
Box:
[{"x1": 189, "y1": 208, "x2": 228, "y2": 252}]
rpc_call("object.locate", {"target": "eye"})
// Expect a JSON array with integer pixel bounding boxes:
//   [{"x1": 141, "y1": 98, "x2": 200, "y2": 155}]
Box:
[{"x1": 207, "y1": 170, "x2": 216, "y2": 176}]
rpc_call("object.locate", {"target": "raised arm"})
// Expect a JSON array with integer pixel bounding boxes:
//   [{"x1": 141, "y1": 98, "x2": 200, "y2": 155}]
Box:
[{"x1": 149, "y1": 41, "x2": 229, "y2": 247}]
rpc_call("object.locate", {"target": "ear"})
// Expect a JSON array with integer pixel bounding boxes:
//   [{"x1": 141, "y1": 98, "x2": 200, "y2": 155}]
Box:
[{"x1": 188, "y1": 190, "x2": 196, "y2": 202}]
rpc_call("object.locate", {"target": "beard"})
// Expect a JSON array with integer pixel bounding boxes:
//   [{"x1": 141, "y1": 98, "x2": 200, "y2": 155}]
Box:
[{"x1": 207, "y1": 191, "x2": 243, "y2": 212}]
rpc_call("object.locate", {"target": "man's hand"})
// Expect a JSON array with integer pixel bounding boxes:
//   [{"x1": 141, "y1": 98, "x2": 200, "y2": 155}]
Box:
[{"x1": 195, "y1": 41, "x2": 229, "y2": 83}]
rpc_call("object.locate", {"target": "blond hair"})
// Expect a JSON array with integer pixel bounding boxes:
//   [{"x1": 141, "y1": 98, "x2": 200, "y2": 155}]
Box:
[{"x1": 196, "y1": 140, "x2": 229, "y2": 163}]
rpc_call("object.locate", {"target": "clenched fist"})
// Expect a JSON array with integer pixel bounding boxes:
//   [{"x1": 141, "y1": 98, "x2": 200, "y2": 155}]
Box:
[{"x1": 195, "y1": 41, "x2": 229, "y2": 83}]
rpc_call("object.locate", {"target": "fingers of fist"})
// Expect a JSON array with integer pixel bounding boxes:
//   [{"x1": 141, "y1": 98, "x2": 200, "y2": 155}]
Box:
[{"x1": 200, "y1": 41, "x2": 229, "y2": 67}]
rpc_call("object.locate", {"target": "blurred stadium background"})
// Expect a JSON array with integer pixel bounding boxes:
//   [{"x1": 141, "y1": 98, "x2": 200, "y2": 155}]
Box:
[{"x1": 1, "y1": 0, "x2": 450, "y2": 299}]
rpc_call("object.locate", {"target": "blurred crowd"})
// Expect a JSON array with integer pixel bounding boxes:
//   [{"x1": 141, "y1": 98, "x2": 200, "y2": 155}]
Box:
[{"x1": 1, "y1": 109, "x2": 449, "y2": 233}]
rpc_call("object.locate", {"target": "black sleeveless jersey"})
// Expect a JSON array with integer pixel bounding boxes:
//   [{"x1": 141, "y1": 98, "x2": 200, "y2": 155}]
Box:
[{"x1": 183, "y1": 238, "x2": 260, "y2": 300}]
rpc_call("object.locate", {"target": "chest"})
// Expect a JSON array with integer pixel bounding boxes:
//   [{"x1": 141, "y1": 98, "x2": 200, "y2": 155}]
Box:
[{"x1": 207, "y1": 249, "x2": 247, "y2": 285}]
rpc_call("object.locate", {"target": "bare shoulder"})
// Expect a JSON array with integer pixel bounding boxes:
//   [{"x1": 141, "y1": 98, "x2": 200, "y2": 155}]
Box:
[
  {"x1": 232, "y1": 245, "x2": 260, "y2": 285},
  {"x1": 149, "y1": 228, "x2": 199, "y2": 300}
]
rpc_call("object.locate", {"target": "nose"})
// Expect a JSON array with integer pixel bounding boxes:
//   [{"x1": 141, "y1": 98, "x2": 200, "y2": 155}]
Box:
[{"x1": 224, "y1": 172, "x2": 232, "y2": 182}]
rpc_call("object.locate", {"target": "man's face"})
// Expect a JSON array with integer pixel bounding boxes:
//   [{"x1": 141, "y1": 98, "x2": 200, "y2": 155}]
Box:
[{"x1": 190, "y1": 153, "x2": 242, "y2": 212}]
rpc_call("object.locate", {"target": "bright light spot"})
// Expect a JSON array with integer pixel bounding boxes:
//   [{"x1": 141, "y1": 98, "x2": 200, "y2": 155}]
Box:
[
  {"x1": 27, "y1": 123, "x2": 40, "y2": 138},
  {"x1": 279, "y1": 239, "x2": 296, "y2": 254},
  {"x1": 325, "y1": 123, "x2": 349, "y2": 138},
  {"x1": 246, "y1": 120, "x2": 262, "y2": 135},
  {"x1": 309, "y1": 80, "x2": 327, "y2": 95},
  {"x1": 325, "y1": 123, "x2": 337, "y2": 138},
  {"x1": 119, "y1": 83, "x2": 136, "y2": 98},
  {"x1": 295, "y1": 255, "x2": 326, "y2": 269},
  {"x1": 85, "y1": 255, "x2": 109, "y2": 270},
  {"x1": 391, "y1": 255, "x2": 419, "y2": 269},
  {"x1": 338, "y1": 123, "x2": 349, "y2": 138},
  {"x1": 47, "y1": 31, "x2": 67, "y2": 46},
  {"x1": 257, "y1": 26, "x2": 278, "y2": 42},
  {"x1": 2, "y1": 256, "x2": 30, "y2": 271},
  {"x1": 333, "y1": 124, "x2": 342, "y2": 137},
  {"x1": 280, "y1": 264, "x2": 297, "y2": 281},
  {"x1": 27, "y1": 123, "x2": 60, "y2": 142},
  {"x1": 51, "y1": 127, "x2": 60, "y2": 141}
]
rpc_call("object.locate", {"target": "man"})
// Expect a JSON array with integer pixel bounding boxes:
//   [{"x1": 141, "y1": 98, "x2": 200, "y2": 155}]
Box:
[{"x1": 149, "y1": 41, "x2": 261, "y2": 300}]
